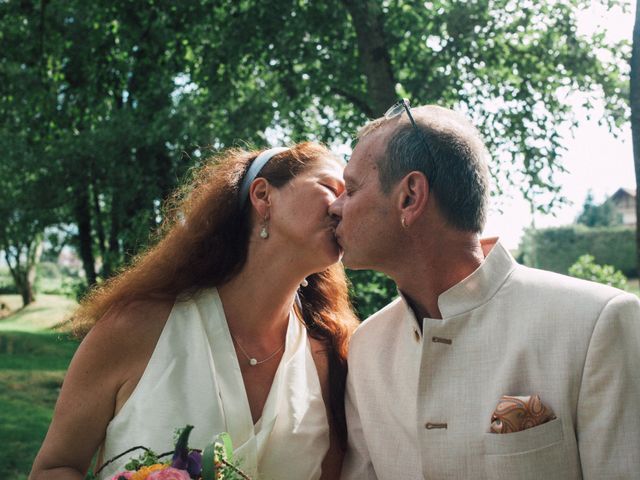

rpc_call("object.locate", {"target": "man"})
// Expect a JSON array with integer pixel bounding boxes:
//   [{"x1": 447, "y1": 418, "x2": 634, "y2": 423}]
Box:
[{"x1": 330, "y1": 101, "x2": 640, "y2": 479}]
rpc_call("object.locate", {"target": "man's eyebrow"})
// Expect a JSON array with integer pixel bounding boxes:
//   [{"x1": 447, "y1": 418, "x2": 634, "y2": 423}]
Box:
[{"x1": 343, "y1": 173, "x2": 356, "y2": 186}]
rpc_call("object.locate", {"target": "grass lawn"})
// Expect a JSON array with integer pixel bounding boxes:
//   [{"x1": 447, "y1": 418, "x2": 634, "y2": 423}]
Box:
[
  {"x1": 0, "y1": 294, "x2": 76, "y2": 332},
  {"x1": 0, "y1": 294, "x2": 79, "y2": 480}
]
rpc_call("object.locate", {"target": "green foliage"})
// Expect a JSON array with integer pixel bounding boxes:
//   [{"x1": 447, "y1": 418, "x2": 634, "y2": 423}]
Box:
[
  {"x1": 576, "y1": 191, "x2": 622, "y2": 227},
  {"x1": 60, "y1": 277, "x2": 91, "y2": 302},
  {"x1": 0, "y1": 279, "x2": 19, "y2": 295},
  {"x1": 36, "y1": 262, "x2": 61, "y2": 280},
  {"x1": 520, "y1": 225, "x2": 636, "y2": 277},
  {"x1": 568, "y1": 254, "x2": 628, "y2": 289},
  {"x1": 347, "y1": 270, "x2": 397, "y2": 319},
  {"x1": 0, "y1": 0, "x2": 631, "y2": 293},
  {"x1": 123, "y1": 449, "x2": 162, "y2": 471}
]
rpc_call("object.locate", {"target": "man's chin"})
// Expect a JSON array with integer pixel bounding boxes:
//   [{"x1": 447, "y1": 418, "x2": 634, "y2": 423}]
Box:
[{"x1": 339, "y1": 252, "x2": 365, "y2": 270}]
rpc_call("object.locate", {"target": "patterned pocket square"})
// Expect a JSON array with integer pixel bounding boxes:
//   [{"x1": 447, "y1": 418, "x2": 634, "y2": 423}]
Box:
[{"x1": 490, "y1": 394, "x2": 556, "y2": 433}]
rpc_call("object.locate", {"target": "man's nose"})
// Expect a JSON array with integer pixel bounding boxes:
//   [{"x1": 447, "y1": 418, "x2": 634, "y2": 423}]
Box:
[{"x1": 329, "y1": 192, "x2": 344, "y2": 220}]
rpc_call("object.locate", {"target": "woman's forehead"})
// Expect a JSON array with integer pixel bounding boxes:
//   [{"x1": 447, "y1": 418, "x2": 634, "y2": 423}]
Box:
[{"x1": 307, "y1": 157, "x2": 344, "y2": 178}]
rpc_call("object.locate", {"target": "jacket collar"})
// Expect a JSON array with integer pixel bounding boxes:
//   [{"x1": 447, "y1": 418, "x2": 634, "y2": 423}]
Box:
[{"x1": 399, "y1": 238, "x2": 517, "y2": 322}]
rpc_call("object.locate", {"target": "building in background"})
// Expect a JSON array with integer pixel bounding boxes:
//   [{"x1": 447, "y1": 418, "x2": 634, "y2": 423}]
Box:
[{"x1": 609, "y1": 188, "x2": 636, "y2": 226}]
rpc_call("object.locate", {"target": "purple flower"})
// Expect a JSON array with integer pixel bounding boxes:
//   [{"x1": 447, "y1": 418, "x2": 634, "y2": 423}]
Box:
[
  {"x1": 172, "y1": 425, "x2": 194, "y2": 470},
  {"x1": 186, "y1": 450, "x2": 202, "y2": 477}
]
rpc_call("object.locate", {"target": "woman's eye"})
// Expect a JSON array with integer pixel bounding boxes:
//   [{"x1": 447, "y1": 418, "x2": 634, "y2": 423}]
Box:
[{"x1": 322, "y1": 184, "x2": 339, "y2": 195}]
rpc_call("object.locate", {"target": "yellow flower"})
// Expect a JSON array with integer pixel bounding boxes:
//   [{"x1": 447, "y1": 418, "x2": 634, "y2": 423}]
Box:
[{"x1": 130, "y1": 464, "x2": 169, "y2": 480}]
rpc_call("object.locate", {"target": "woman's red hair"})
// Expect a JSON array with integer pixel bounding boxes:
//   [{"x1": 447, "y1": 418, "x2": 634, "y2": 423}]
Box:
[{"x1": 73, "y1": 141, "x2": 358, "y2": 448}]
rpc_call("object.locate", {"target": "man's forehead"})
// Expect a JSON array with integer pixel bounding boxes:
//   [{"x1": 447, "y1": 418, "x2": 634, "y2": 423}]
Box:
[{"x1": 347, "y1": 126, "x2": 391, "y2": 172}]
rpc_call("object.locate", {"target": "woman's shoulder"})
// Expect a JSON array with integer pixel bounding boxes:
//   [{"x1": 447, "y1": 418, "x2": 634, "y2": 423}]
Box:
[
  {"x1": 84, "y1": 298, "x2": 174, "y2": 356},
  {"x1": 73, "y1": 298, "x2": 174, "y2": 394},
  {"x1": 84, "y1": 298, "x2": 176, "y2": 413}
]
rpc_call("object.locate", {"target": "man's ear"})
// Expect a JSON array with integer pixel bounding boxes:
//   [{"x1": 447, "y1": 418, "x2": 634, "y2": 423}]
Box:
[
  {"x1": 249, "y1": 178, "x2": 271, "y2": 218},
  {"x1": 397, "y1": 171, "x2": 429, "y2": 227}
]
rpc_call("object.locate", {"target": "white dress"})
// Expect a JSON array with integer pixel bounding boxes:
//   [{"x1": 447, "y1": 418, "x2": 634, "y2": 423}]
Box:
[{"x1": 99, "y1": 288, "x2": 329, "y2": 480}]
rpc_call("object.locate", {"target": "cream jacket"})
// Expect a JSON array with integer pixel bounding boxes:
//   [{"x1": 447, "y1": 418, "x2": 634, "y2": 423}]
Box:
[{"x1": 342, "y1": 240, "x2": 640, "y2": 480}]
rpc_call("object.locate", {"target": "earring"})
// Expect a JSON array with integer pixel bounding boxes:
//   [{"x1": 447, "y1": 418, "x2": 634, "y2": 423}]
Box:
[
  {"x1": 401, "y1": 217, "x2": 408, "y2": 229},
  {"x1": 260, "y1": 216, "x2": 269, "y2": 239},
  {"x1": 300, "y1": 277, "x2": 309, "y2": 287}
]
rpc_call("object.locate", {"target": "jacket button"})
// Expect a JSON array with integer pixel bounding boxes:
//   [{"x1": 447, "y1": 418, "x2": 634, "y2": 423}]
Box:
[{"x1": 425, "y1": 422, "x2": 448, "y2": 429}]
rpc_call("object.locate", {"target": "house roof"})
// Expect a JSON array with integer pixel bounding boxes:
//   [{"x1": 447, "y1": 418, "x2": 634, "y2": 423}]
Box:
[{"x1": 610, "y1": 187, "x2": 636, "y2": 203}]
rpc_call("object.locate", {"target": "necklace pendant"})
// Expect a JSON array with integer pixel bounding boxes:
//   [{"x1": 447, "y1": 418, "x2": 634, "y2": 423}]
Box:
[{"x1": 249, "y1": 358, "x2": 258, "y2": 366}]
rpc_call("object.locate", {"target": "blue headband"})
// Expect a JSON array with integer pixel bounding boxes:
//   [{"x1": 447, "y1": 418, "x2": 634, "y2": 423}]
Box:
[{"x1": 238, "y1": 147, "x2": 289, "y2": 209}]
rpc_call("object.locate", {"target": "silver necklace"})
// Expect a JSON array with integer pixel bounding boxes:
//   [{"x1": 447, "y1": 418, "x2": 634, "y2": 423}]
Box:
[{"x1": 230, "y1": 333, "x2": 285, "y2": 367}]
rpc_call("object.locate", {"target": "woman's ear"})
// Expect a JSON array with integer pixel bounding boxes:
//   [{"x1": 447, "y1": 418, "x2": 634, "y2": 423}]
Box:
[
  {"x1": 249, "y1": 178, "x2": 271, "y2": 218},
  {"x1": 397, "y1": 171, "x2": 429, "y2": 227}
]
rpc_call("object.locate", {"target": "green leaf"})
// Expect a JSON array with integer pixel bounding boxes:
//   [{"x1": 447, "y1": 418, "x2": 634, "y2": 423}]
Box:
[
  {"x1": 215, "y1": 432, "x2": 235, "y2": 462},
  {"x1": 201, "y1": 442, "x2": 217, "y2": 480},
  {"x1": 174, "y1": 425, "x2": 194, "y2": 454}
]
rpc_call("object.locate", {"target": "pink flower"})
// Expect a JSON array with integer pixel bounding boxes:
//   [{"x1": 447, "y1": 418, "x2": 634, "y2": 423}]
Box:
[
  {"x1": 146, "y1": 467, "x2": 191, "y2": 480},
  {"x1": 110, "y1": 473, "x2": 134, "y2": 480}
]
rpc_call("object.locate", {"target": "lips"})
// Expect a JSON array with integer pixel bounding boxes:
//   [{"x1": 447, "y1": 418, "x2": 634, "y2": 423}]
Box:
[{"x1": 333, "y1": 230, "x2": 342, "y2": 248}]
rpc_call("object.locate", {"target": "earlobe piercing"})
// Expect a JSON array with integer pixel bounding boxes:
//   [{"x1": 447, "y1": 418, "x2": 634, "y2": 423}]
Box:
[
  {"x1": 401, "y1": 217, "x2": 408, "y2": 229},
  {"x1": 260, "y1": 215, "x2": 269, "y2": 239}
]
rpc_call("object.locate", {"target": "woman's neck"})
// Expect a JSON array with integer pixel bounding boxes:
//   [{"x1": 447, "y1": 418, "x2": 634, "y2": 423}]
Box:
[{"x1": 217, "y1": 244, "x2": 307, "y2": 341}]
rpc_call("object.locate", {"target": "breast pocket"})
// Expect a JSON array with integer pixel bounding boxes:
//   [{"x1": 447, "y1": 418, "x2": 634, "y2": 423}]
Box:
[{"x1": 482, "y1": 418, "x2": 577, "y2": 479}]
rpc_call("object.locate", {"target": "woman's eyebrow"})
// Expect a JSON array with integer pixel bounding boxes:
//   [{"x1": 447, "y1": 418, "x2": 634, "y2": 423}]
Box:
[{"x1": 317, "y1": 174, "x2": 344, "y2": 184}]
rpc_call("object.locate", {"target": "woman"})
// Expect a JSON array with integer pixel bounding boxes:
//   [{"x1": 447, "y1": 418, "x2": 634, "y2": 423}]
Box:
[{"x1": 30, "y1": 142, "x2": 359, "y2": 480}]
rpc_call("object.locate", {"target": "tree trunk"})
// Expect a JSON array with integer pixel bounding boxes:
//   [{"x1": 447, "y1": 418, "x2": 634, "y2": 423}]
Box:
[
  {"x1": 91, "y1": 181, "x2": 110, "y2": 277},
  {"x1": 108, "y1": 192, "x2": 122, "y2": 276},
  {"x1": 3, "y1": 236, "x2": 42, "y2": 307},
  {"x1": 74, "y1": 185, "x2": 97, "y2": 286},
  {"x1": 341, "y1": 0, "x2": 398, "y2": 116},
  {"x1": 6, "y1": 258, "x2": 34, "y2": 307},
  {"x1": 632, "y1": 0, "x2": 640, "y2": 278},
  {"x1": 19, "y1": 272, "x2": 34, "y2": 306}
]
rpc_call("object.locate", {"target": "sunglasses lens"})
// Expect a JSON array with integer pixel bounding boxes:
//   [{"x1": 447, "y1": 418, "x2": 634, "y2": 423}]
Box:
[{"x1": 385, "y1": 102, "x2": 405, "y2": 119}]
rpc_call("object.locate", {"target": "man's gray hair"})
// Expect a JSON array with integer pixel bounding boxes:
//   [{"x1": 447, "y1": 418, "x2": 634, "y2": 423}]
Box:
[{"x1": 359, "y1": 106, "x2": 490, "y2": 233}]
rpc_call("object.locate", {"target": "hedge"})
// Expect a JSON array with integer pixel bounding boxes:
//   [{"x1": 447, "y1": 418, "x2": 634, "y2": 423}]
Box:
[{"x1": 519, "y1": 225, "x2": 637, "y2": 277}]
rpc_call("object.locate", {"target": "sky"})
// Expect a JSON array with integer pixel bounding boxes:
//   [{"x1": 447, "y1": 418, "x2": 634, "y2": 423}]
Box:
[{"x1": 483, "y1": 2, "x2": 637, "y2": 248}]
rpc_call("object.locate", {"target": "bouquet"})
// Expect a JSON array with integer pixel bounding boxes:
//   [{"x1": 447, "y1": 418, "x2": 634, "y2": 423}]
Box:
[{"x1": 92, "y1": 425, "x2": 252, "y2": 480}]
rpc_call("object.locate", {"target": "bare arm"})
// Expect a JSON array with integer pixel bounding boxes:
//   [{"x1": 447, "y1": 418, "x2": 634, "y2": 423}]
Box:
[{"x1": 29, "y1": 300, "x2": 171, "y2": 479}]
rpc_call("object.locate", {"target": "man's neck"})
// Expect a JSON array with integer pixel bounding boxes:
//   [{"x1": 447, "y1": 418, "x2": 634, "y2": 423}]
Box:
[{"x1": 392, "y1": 232, "x2": 485, "y2": 320}]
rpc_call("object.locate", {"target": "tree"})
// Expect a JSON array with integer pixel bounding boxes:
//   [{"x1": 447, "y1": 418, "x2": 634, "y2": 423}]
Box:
[
  {"x1": 2, "y1": 1, "x2": 216, "y2": 286},
  {"x1": 183, "y1": 0, "x2": 628, "y2": 211},
  {"x1": 0, "y1": 0, "x2": 631, "y2": 298},
  {"x1": 576, "y1": 190, "x2": 621, "y2": 227},
  {"x1": 0, "y1": 142, "x2": 55, "y2": 306},
  {"x1": 0, "y1": 0, "x2": 62, "y2": 306},
  {"x1": 632, "y1": 0, "x2": 640, "y2": 277}
]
